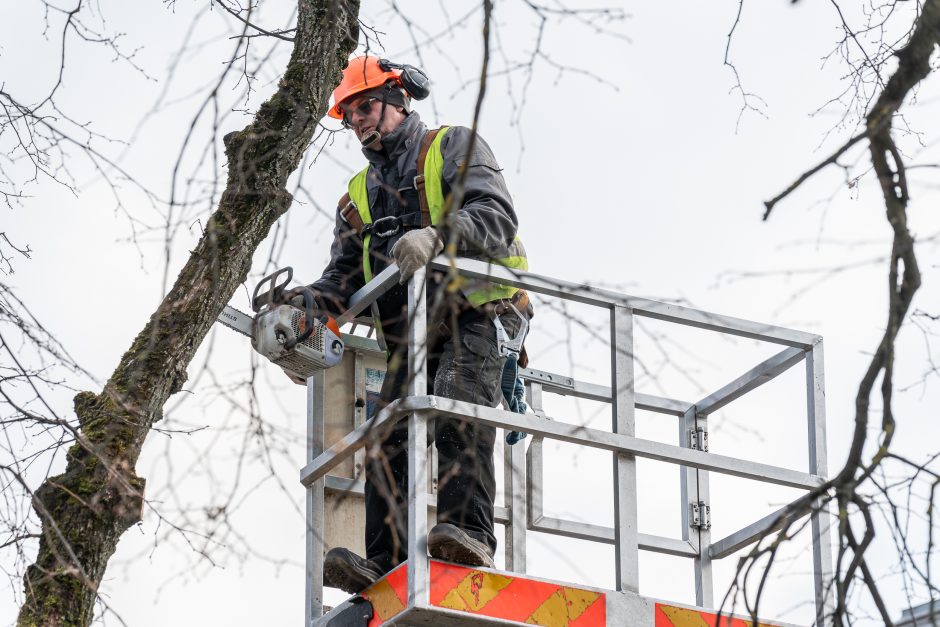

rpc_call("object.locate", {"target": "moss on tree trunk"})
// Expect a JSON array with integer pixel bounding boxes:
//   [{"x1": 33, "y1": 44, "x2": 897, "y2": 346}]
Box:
[{"x1": 17, "y1": 1, "x2": 360, "y2": 624}]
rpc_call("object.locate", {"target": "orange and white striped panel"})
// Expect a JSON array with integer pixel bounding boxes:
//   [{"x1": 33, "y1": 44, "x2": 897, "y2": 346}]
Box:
[
  {"x1": 655, "y1": 603, "x2": 780, "y2": 627},
  {"x1": 361, "y1": 560, "x2": 606, "y2": 626}
]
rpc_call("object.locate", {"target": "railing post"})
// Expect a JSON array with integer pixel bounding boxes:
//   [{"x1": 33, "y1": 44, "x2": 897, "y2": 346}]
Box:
[
  {"x1": 525, "y1": 382, "x2": 545, "y2": 532},
  {"x1": 680, "y1": 407, "x2": 714, "y2": 607},
  {"x1": 680, "y1": 408, "x2": 697, "y2": 554},
  {"x1": 406, "y1": 268, "x2": 430, "y2": 609},
  {"x1": 611, "y1": 305, "x2": 639, "y2": 592},
  {"x1": 807, "y1": 341, "x2": 834, "y2": 626},
  {"x1": 524, "y1": 382, "x2": 546, "y2": 535},
  {"x1": 353, "y1": 352, "x2": 366, "y2": 477},
  {"x1": 694, "y1": 412, "x2": 714, "y2": 608},
  {"x1": 305, "y1": 373, "x2": 325, "y2": 625},
  {"x1": 505, "y1": 383, "x2": 539, "y2": 572}
]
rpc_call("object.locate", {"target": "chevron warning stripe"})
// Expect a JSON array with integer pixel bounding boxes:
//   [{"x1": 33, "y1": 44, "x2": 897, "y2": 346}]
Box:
[
  {"x1": 655, "y1": 602, "x2": 780, "y2": 627},
  {"x1": 360, "y1": 560, "x2": 606, "y2": 626},
  {"x1": 362, "y1": 566, "x2": 406, "y2": 624}
]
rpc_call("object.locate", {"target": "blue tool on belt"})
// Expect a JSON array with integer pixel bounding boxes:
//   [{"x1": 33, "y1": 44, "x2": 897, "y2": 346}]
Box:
[{"x1": 492, "y1": 303, "x2": 530, "y2": 445}]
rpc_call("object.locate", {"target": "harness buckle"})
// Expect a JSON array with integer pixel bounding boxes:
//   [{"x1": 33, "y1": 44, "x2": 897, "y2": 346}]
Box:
[
  {"x1": 339, "y1": 199, "x2": 365, "y2": 234},
  {"x1": 366, "y1": 215, "x2": 401, "y2": 239}
]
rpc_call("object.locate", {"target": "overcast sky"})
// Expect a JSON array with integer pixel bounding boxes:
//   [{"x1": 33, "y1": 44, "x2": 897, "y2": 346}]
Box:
[{"x1": 2, "y1": 1, "x2": 939, "y2": 625}]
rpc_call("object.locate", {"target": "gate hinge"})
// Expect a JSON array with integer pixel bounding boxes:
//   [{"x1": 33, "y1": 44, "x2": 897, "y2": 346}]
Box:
[
  {"x1": 690, "y1": 501, "x2": 711, "y2": 530},
  {"x1": 689, "y1": 426, "x2": 709, "y2": 452}
]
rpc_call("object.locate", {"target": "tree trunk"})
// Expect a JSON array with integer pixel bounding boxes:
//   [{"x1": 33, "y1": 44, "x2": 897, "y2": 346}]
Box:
[{"x1": 17, "y1": 1, "x2": 359, "y2": 624}]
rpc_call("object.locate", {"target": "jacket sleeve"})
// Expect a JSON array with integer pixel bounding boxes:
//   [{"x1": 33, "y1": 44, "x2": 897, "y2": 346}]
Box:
[
  {"x1": 309, "y1": 206, "x2": 366, "y2": 315},
  {"x1": 438, "y1": 126, "x2": 518, "y2": 257}
]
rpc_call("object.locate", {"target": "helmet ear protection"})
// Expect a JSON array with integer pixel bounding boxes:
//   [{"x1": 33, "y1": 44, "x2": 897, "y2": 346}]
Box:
[{"x1": 378, "y1": 59, "x2": 430, "y2": 101}]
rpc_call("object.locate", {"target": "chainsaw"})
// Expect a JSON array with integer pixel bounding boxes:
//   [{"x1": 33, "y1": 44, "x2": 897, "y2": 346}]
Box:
[{"x1": 217, "y1": 267, "x2": 344, "y2": 381}]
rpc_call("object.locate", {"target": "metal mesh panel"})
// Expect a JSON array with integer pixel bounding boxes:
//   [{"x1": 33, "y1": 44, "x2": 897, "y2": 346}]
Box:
[
  {"x1": 273, "y1": 311, "x2": 326, "y2": 375},
  {"x1": 290, "y1": 309, "x2": 324, "y2": 352}
]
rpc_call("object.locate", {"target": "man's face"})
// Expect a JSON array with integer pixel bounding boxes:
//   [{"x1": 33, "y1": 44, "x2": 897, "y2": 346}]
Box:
[{"x1": 342, "y1": 95, "x2": 406, "y2": 148}]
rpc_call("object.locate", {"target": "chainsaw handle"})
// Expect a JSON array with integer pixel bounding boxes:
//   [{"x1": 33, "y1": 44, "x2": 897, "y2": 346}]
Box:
[
  {"x1": 284, "y1": 287, "x2": 320, "y2": 350},
  {"x1": 251, "y1": 267, "x2": 293, "y2": 313}
]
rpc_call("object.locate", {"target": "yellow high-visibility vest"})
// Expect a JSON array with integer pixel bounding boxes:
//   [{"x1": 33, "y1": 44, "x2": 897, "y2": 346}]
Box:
[{"x1": 347, "y1": 126, "x2": 528, "y2": 307}]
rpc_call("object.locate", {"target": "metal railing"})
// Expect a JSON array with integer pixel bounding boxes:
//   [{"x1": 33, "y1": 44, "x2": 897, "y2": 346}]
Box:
[{"x1": 301, "y1": 256, "x2": 834, "y2": 626}]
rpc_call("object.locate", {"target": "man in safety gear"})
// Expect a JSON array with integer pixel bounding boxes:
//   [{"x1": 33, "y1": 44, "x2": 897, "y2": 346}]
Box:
[{"x1": 308, "y1": 55, "x2": 531, "y2": 595}]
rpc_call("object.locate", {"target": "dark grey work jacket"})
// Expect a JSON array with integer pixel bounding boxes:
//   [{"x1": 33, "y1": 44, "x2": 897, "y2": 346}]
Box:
[{"x1": 311, "y1": 112, "x2": 519, "y2": 344}]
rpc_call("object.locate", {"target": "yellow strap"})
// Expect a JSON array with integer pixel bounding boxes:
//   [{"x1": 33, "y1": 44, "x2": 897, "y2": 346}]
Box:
[
  {"x1": 423, "y1": 127, "x2": 450, "y2": 225},
  {"x1": 348, "y1": 167, "x2": 372, "y2": 281}
]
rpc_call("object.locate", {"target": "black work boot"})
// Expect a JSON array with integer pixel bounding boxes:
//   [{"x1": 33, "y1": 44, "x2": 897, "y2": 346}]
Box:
[
  {"x1": 427, "y1": 523, "x2": 495, "y2": 568},
  {"x1": 323, "y1": 547, "x2": 383, "y2": 594}
]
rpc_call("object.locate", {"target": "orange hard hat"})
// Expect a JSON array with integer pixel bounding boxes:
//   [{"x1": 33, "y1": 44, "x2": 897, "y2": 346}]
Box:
[{"x1": 328, "y1": 56, "x2": 402, "y2": 119}]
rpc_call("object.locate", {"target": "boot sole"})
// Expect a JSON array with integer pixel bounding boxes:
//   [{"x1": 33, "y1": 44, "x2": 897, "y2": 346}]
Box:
[
  {"x1": 427, "y1": 528, "x2": 495, "y2": 568},
  {"x1": 323, "y1": 553, "x2": 380, "y2": 594}
]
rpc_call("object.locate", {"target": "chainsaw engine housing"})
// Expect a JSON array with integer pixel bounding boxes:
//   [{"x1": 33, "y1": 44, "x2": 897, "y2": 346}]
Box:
[{"x1": 251, "y1": 305, "x2": 344, "y2": 378}]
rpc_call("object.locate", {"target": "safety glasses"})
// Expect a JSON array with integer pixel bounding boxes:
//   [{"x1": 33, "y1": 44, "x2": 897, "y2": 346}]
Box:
[{"x1": 341, "y1": 97, "x2": 378, "y2": 129}]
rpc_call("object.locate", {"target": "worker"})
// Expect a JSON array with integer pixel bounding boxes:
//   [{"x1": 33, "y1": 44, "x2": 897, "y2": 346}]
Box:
[{"x1": 305, "y1": 55, "x2": 531, "y2": 594}]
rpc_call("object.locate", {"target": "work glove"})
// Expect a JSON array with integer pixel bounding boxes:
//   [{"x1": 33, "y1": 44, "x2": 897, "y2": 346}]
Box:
[
  {"x1": 284, "y1": 287, "x2": 310, "y2": 306},
  {"x1": 390, "y1": 226, "x2": 444, "y2": 284},
  {"x1": 284, "y1": 286, "x2": 336, "y2": 316}
]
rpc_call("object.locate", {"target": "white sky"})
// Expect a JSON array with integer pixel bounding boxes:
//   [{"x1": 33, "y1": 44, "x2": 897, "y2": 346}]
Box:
[{"x1": 2, "y1": 1, "x2": 939, "y2": 625}]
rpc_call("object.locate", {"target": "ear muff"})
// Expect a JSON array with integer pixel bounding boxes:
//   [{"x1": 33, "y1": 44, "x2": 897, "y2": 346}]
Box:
[{"x1": 378, "y1": 58, "x2": 430, "y2": 101}]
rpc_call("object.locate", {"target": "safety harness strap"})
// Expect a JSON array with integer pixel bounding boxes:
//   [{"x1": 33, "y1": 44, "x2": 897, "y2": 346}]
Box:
[{"x1": 338, "y1": 192, "x2": 365, "y2": 234}]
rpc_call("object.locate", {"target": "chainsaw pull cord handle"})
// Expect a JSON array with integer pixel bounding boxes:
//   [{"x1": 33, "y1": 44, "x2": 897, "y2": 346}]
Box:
[
  {"x1": 284, "y1": 287, "x2": 320, "y2": 351},
  {"x1": 251, "y1": 267, "x2": 293, "y2": 313}
]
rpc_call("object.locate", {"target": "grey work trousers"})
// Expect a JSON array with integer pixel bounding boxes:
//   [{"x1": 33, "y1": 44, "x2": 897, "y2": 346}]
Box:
[{"x1": 363, "y1": 310, "x2": 524, "y2": 573}]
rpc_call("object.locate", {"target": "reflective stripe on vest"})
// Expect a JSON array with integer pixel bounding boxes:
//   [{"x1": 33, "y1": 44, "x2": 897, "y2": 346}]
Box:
[{"x1": 347, "y1": 126, "x2": 528, "y2": 306}]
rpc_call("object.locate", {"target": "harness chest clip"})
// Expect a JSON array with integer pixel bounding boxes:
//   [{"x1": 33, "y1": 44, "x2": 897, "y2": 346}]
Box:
[{"x1": 364, "y1": 215, "x2": 402, "y2": 239}]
